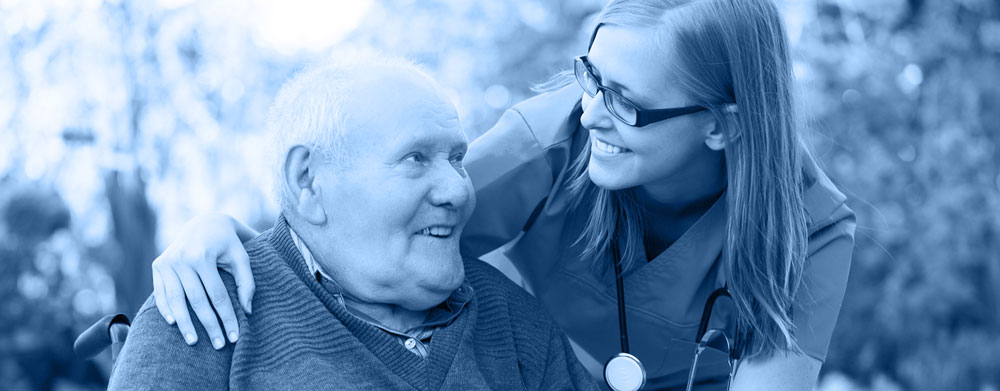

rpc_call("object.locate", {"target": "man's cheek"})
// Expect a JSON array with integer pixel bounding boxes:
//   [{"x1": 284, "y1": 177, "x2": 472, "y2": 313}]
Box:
[{"x1": 465, "y1": 185, "x2": 477, "y2": 215}]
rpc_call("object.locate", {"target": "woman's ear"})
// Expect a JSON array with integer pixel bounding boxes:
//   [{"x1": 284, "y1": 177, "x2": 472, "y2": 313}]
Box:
[
  {"x1": 703, "y1": 120, "x2": 726, "y2": 151},
  {"x1": 283, "y1": 145, "x2": 327, "y2": 225},
  {"x1": 704, "y1": 104, "x2": 739, "y2": 151}
]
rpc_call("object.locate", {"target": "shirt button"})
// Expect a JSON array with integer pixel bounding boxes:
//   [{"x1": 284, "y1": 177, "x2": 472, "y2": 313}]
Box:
[{"x1": 404, "y1": 338, "x2": 417, "y2": 349}]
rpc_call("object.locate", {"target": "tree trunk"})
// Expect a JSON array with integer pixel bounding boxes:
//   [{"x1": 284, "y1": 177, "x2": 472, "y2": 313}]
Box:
[{"x1": 104, "y1": 169, "x2": 157, "y2": 315}]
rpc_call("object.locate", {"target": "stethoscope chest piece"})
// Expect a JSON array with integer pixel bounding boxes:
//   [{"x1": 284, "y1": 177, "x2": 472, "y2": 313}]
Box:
[{"x1": 604, "y1": 352, "x2": 646, "y2": 391}]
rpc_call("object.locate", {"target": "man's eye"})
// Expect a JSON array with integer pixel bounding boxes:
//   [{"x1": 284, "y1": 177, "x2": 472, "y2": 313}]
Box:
[
  {"x1": 450, "y1": 153, "x2": 465, "y2": 164},
  {"x1": 403, "y1": 153, "x2": 425, "y2": 163}
]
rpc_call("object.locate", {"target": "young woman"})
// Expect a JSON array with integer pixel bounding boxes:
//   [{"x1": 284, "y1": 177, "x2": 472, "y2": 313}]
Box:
[{"x1": 148, "y1": 0, "x2": 855, "y2": 389}]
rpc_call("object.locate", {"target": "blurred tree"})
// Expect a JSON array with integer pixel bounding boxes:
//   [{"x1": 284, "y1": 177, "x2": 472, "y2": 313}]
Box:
[
  {"x1": 104, "y1": 169, "x2": 157, "y2": 315},
  {"x1": 0, "y1": 0, "x2": 286, "y2": 388},
  {"x1": 0, "y1": 180, "x2": 110, "y2": 390},
  {"x1": 798, "y1": 0, "x2": 1000, "y2": 389},
  {"x1": 336, "y1": 0, "x2": 598, "y2": 138}
]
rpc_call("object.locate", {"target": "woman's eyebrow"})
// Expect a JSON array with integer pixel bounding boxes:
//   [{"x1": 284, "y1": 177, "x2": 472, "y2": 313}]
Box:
[{"x1": 589, "y1": 61, "x2": 632, "y2": 93}]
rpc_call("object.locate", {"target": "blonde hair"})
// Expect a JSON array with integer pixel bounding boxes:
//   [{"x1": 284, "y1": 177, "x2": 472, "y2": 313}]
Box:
[{"x1": 566, "y1": 0, "x2": 809, "y2": 360}]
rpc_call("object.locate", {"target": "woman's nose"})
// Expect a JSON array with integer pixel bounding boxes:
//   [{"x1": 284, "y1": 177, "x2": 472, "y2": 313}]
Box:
[{"x1": 580, "y1": 91, "x2": 615, "y2": 131}]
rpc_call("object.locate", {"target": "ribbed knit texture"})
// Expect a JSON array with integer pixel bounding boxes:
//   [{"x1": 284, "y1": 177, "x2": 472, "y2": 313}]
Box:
[{"x1": 108, "y1": 215, "x2": 599, "y2": 391}]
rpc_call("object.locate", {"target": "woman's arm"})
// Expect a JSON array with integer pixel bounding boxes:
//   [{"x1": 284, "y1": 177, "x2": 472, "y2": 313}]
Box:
[
  {"x1": 148, "y1": 104, "x2": 559, "y2": 348},
  {"x1": 730, "y1": 352, "x2": 822, "y2": 391},
  {"x1": 149, "y1": 84, "x2": 583, "y2": 348},
  {"x1": 151, "y1": 213, "x2": 256, "y2": 349}
]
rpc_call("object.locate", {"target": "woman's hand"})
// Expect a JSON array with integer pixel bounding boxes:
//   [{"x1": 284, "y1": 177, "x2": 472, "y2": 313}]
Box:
[{"x1": 151, "y1": 213, "x2": 257, "y2": 350}]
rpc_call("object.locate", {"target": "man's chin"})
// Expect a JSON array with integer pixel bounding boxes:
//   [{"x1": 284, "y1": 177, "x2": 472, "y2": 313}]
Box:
[{"x1": 405, "y1": 267, "x2": 465, "y2": 310}]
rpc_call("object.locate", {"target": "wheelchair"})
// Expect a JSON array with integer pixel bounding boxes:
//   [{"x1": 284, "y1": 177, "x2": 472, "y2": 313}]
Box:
[{"x1": 74, "y1": 314, "x2": 131, "y2": 363}]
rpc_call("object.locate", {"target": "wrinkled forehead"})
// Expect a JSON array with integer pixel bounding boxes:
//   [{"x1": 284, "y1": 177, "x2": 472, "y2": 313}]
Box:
[{"x1": 343, "y1": 71, "x2": 465, "y2": 150}]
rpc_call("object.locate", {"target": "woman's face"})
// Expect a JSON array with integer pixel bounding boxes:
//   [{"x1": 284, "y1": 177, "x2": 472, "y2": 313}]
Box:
[{"x1": 581, "y1": 25, "x2": 720, "y2": 194}]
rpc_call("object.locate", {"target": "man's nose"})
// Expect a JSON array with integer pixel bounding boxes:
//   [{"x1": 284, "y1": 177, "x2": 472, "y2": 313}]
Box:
[
  {"x1": 580, "y1": 91, "x2": 615, "y2": 131},
  {"x1": 428, "y1": 162, "x2": 471, "y2": 209}
]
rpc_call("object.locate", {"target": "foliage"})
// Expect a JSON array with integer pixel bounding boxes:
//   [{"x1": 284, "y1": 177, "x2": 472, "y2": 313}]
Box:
[{"x1": 796, "y1": 0, "x2": 1000, "y2": 389}]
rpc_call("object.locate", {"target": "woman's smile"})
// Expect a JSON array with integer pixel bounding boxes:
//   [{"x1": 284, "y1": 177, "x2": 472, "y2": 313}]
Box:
[{"x1": 590, "y1": 135, "x2": 633, "y2": 157}]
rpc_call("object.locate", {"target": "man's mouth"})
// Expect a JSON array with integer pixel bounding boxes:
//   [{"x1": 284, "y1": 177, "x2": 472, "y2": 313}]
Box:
[
  {"x1": 592, "y1": 137, "x2": 632, "y2": 155},
  {"x1": 416, "y1": 226, "x2": 454, "y2": 238}
]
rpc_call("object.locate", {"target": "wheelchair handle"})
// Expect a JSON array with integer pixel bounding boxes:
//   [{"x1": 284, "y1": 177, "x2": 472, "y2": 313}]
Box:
[{"x1": 74, "y1": 314, "x2": 130, "y2": 360}]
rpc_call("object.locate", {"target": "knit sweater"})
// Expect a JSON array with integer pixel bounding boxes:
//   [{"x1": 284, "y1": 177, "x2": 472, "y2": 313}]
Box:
[{"x1": 108, "y1": 216, "x2": 599, "y2": 390}]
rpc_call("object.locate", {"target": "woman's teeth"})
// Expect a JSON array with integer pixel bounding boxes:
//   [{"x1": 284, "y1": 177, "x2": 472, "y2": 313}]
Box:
[
  {"x1": 592, "y1": 138, "x2": 630, "y2": 154},
  {"x1": 418, "y1": 226, "x2": 453, "y2": 237}
]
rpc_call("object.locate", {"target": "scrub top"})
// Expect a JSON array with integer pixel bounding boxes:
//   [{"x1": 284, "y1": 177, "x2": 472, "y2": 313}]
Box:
[{"x1": 461, "y1": 84, "x2": 856, "y2": 390}]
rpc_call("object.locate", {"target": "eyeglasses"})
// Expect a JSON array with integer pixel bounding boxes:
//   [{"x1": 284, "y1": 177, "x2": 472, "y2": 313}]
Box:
[{"x1": 574, "y1": 56, "x2": 705, "y2": 127}]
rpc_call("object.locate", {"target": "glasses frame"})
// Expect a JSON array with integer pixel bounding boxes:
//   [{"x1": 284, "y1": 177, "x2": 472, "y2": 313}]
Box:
[{"x1": 574, "y1": 55, "x2": 706, "y2": 127}]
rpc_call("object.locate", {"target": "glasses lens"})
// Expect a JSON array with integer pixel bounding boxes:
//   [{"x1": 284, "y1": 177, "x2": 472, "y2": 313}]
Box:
[
  {"x1": 604, "y1": 89, "x2": 638, "y2": 125},
  {"x1": 574, "y1": 58, "x2": 599, "y2": 97}
]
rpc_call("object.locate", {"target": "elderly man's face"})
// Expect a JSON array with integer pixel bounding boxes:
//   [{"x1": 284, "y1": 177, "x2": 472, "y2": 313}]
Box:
[{"x1": 309, "y1": 72, "x2": 475, "y2": 311}]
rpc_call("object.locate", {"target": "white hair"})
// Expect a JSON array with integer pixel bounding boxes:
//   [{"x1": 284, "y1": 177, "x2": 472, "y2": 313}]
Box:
[{"x1": 267, "y1": 49, "x2": 433, "y2": 207}]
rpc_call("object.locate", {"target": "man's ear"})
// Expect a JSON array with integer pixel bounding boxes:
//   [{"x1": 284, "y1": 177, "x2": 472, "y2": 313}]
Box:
[
  {"x1": 283, "y1": 145, "x2": 327, "y2": 225},
  {"x1": 704, "y1": 105, "x2": 739, "y2": 151}
]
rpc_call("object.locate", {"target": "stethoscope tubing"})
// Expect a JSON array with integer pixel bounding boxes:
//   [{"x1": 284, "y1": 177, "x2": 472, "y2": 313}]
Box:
[
  {"x1": 612, "y1": 239, "x2": 630, "y2": 354},
  {"x1": 607, "y1": 236, "x2": 742, "y2": 391}
]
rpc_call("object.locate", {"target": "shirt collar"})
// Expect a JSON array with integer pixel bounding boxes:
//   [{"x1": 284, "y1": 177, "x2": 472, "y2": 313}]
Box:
[
  {"x1": 288, "y1": 226, "x2": 335, "y2": 283},
  {"x1": 286, "y1": 226, "x2": 472, "y2": 334}
]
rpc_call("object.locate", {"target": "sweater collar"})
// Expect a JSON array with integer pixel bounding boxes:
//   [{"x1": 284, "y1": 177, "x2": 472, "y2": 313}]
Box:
[
  {"x1": 257, "y1": 215, "x2": 477, "y2": 389},
  {"x1": 283, "y1": 219, "x2": 472, "y2": 333}
]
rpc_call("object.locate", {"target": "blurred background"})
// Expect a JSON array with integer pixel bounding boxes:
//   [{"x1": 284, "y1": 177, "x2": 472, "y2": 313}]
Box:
[{"x1": 0, "y1": 0, "x2": 997, "y2": 389}]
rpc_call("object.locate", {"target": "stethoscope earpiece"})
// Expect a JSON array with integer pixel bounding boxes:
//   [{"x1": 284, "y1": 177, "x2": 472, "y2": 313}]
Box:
[{"x1": 604, "y1": 353, "x2": 646, "y2": 391}]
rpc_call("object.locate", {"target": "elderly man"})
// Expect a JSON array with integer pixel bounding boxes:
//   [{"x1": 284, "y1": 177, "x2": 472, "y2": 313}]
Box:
[{"x1": 108, "y1": 52, "x2": 597, "y2": 390}]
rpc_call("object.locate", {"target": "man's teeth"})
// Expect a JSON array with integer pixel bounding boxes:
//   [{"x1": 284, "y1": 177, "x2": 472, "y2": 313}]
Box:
[
  {"x1": 593, "y1": 138, "x2": 630, "y2": 154},
  {"x1": 418, "y1": 227, "x2": 453, "y2": 237}
]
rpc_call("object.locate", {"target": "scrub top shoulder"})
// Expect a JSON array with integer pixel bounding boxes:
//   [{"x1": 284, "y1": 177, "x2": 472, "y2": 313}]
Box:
[
  {"x1": 462, "y1": 83, "x2": 856, "y2": 388},
  {"x1": 462, "y1": 83, "x2": 587, "y2": 259}
]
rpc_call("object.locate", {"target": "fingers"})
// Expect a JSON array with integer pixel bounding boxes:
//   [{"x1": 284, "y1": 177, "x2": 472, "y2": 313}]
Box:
[
  {"x1": 152, "y1": 266, "x2": 175, "y2": 325},
  {"x1": 160, "y1": 265, "x2": 200, "y2": 346},
  {"x1": 174, "y1": 266, "x2": 228, "y2": 350},
  {"x1": 223, "y1": 241, "x2": 255, "y2": 315},
  {"x1": 196, "y1": 262, "x2": 241, "y2": 344}
]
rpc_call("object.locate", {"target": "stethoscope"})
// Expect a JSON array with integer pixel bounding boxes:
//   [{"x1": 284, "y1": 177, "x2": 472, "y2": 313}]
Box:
[{"x1": 603, "y1": 239, "x2": 743, "y2": 391}]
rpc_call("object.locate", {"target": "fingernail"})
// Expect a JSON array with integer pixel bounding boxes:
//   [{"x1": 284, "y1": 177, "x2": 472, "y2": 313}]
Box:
[
  {"x1": 166, "y1": 315, "x2": 175, "y2": 324},
  {"x1": 213, "y1": 337, "x2": 224, "y2": 349},
  {"x1": 229, "y1": 331, "x2": 238, "y2": 343},
  {"x1": 246, "y1": 302, "x2": 252, "y2": 315},
  {"x1": 185, "y1": 333, "x2": 196, "y2": 345}
]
